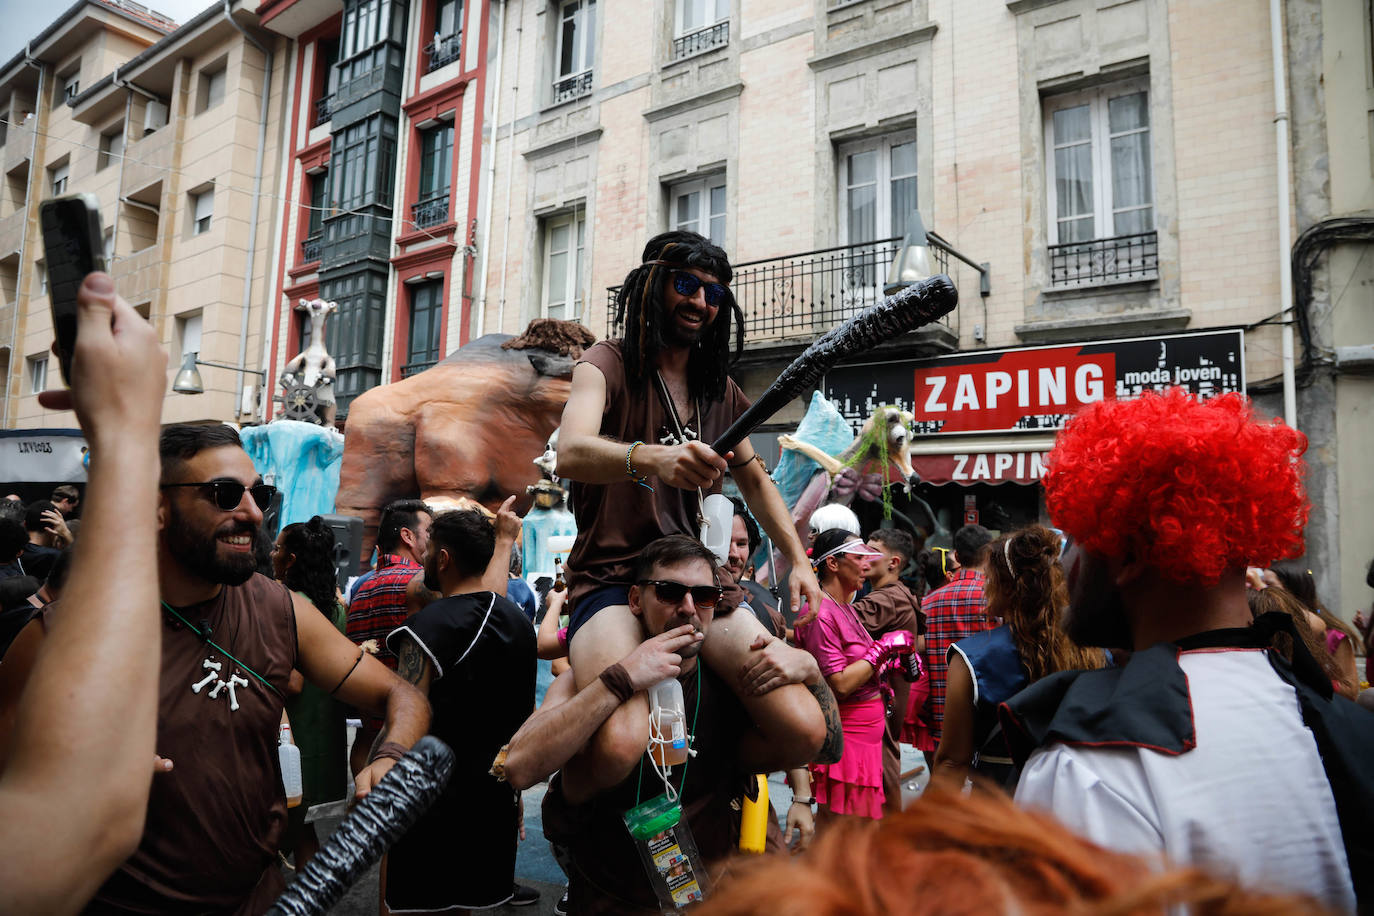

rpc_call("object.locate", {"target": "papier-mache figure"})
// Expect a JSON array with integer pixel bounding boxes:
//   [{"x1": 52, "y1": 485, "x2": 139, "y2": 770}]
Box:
[{"x1": 280, "y1": 298, "x2": 338, "y2": 426}]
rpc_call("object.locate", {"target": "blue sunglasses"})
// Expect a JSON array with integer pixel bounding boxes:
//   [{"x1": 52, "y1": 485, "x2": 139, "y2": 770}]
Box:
[{"x1": 670, "y1": 271, "x2": 729, "y2": 307}]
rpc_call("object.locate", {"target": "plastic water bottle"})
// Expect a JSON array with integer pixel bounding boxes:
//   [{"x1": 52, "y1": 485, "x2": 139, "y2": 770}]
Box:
[
  {"x1": 279, "y1": 723, "x2": 303, "y2": 808},
  {"x1": 701, "y1": 494, "x2": 733, "y2": 565},
  {"x1": 648, "y1": 677, "x2": 688, "y2": 766}
]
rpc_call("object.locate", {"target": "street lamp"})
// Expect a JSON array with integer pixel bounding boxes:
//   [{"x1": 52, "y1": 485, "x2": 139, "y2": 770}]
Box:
[
  {"x1": 172, "y1": 351, "x2": 266, "y2": 395},
  {"x1": 884, "y1": 211, "x2": 933, "y2": 295}
]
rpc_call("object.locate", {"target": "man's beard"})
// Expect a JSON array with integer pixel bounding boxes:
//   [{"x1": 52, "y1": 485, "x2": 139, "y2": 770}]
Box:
[
  {"x1": 423, "y1": 560, "x2": 441, "y2": 594},
  {"x1": 164, "y1": 502, "x2": 259, "y2": 587}
]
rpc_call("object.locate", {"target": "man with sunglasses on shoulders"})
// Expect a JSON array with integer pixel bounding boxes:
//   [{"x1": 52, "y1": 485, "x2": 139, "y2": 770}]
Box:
[
  {"x1": 555, "y1": 231, "x2": 830, "y2": 806},
  {"x1": 0, "y1": 422, "x2": 431, "y2": 915},
  {"x1": 500, "y1": 535, "x2": 841, "y2": 915}
]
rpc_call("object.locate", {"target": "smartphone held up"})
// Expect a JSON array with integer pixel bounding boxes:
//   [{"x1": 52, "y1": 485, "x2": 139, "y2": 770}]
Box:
[{"x1": 39, "y1": 193, "x2": 106, "y2": 386}]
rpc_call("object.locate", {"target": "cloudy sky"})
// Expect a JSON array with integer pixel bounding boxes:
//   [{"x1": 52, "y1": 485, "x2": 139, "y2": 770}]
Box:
[{"x1": 3, "y1": 0, "x2": 219, "y2": 67}]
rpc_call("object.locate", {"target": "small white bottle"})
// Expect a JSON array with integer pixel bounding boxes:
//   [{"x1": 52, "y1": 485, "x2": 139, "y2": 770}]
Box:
[
  {"x1": 279, "y1": 722, "x2": 303, "y2": 808},
  {"x1": 648, "y1": 677, "x2": 688, "y2": 767}
]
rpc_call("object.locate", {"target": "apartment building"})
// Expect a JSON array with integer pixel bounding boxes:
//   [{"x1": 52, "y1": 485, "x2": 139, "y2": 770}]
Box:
[
  {"x1": 0, "y1": 0, "x2": 289, "y2": 428},
  {"x1": 476, "y1": 0, "x2": 1369, "y2": 609},
  {"x1": 260, "y1": 0, "x2": 493, "y2": 417}
]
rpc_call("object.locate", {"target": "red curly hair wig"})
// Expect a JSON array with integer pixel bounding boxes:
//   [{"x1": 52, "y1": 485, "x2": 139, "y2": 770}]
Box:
[{"x1": 1043, "y1": 388, "x2": 1308, "y2": 585}]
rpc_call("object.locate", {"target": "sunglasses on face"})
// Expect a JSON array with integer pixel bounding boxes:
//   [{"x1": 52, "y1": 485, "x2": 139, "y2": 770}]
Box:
[
  {"x1": 161, "y1": 479, "x2": 277, "y2": 512},
  {"x1": 670, "y1": 271, "x2": 729, "y2": 308},
  {"x1": 639, "y1": 579, "x2": 723, "y2": 610}
]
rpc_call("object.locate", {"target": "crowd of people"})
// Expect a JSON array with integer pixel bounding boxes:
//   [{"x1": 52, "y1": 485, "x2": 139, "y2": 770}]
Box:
[{"x1": 0, "y1": 233, "x2": 1371, "y2": 916}]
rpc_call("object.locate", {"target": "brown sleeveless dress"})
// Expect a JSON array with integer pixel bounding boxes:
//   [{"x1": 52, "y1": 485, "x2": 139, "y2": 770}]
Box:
[{"x1": 61, "y1": 573, "x2": 298, "y2": 915}]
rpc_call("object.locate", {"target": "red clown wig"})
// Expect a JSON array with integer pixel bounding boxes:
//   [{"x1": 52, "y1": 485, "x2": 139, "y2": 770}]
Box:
[{"x1": 1043, "y1": 388, "x2": 1308, "y2": 585}]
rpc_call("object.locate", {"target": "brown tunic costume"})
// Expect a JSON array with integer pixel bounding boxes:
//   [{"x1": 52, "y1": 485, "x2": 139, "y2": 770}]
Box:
[
  {"x1": 853, "y1": 582, "x2": 923, "y2": 815},
  {"x1": 55, "y1": 573, "x2": 298, "y2": 915}
]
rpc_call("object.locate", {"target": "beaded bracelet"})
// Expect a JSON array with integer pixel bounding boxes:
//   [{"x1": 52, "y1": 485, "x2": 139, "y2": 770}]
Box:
[{"x1": 625, "y1": 440, "x2": 654, "y2": 491}]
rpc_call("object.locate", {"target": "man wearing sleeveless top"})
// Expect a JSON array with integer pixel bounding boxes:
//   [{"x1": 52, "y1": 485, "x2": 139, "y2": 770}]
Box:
[
  {"x1": 0, "y1": 423, "x2": 431, "y2": 916},
  {"x1": 556, "y1": 231, "x2": 832, "y2": 803}
]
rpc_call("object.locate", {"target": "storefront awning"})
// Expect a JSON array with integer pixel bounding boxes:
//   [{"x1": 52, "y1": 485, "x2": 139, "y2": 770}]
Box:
[{"x1": 908, "y1": 435, "x2": 1055, "y2": 486}]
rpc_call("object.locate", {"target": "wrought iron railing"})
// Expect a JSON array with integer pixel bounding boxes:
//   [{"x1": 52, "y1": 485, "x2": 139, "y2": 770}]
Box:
[
  {"x1": 411, "y1": 194, "x2": 450, "y2": 229},
  {"x1": 314, "y1": 95, "x2": 332, "y2": 126},
  {"x1": 425, "y1": 32, "x2": 462, "y2": 71},
  {"x1": 673, "y1": 20, "x2": 729, "y2": 59},
  {"x1": 401, "y1": 359, "x2": 436, "y2": 377},
  {"x1": 552, "y1": 70, "x2": 594, "y2": 105},
  {"x1": 1048, "y1": 230, "x2": 1158, "y2": 288},
  {"x1": 606, "y1": 237, "x2": 955, "y2": 344},
  {"x1": 300, "y1": 233, "x2": 322, "y2": 263}
]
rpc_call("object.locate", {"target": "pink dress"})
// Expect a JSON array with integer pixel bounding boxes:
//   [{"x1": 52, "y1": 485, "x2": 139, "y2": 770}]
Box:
[{"x1": 795, "y1": 594, "x2": 886, "y2": 819}]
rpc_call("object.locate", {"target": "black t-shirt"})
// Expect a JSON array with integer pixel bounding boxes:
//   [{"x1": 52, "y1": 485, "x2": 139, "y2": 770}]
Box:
[
  {"x1": 388, "y1": 591, "x2": 536, "y2": 785},
  {"x1": 19, "y1": 543, "x2": 59, "y2": 582},
  {"x1": 543, "y1": 663, "x2": 753, "y2": 914}
]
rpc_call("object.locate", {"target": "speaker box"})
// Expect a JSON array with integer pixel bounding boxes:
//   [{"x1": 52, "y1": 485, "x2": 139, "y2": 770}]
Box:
[{"x1": 320, "y1": 514, "x2": 365, "y2": 589}]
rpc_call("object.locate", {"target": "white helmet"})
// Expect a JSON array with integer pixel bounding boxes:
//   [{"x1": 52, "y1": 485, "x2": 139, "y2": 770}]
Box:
[{"x1": 808, "y1": 503, "x2": 861, "y2": 538}]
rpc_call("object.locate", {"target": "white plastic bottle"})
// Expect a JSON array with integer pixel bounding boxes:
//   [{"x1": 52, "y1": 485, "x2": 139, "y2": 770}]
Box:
[
  {"x1": 279, "y1": 722, "x2": 303, "y2": 808},
  {"x1": 648, "y1": 677, "x2": 689, "y2": 766}
]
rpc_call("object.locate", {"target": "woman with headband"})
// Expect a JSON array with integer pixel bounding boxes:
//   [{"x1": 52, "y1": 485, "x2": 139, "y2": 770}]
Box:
[
  {"x1": 932, "y1": 525, "x2": 1106, "y2": 791},
  {"x1": 794, "y1": 528, "x2": 919, "y2": 822}
]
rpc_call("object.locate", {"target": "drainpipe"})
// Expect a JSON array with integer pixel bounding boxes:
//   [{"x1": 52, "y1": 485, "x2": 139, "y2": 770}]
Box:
[
  {"x1": 1270, "y1": 0, "x2": 1297, "y2": 428},
  {"x1": 472, "y1": 0, "x2": 508, "y2": 338},
  {"x1": 4, "y1": 47, "x2": 44, "y2": 429},
  {"x1": 109, "y1": 90, "x2": 133, "y2": 276},
  {"x1": 223, "y1": 0, "x2": 273, "y2": 421},
  {"x1": 495, "y1": 0, "x2": 525, "y2": 337}
]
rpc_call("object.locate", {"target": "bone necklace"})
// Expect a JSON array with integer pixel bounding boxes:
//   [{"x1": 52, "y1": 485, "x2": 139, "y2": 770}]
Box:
[
  {"x1": 161, "y1": 601, "x2": 283, "y2": 711},
  {"x1": 654, "y1": 371, "x2": 706, "y2": 532}
]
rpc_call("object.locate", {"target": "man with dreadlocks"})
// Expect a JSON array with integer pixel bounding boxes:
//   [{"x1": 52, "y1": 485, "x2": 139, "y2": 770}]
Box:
[{"x1": 555, "y1": 231, "x2": 837, "y2": 805}]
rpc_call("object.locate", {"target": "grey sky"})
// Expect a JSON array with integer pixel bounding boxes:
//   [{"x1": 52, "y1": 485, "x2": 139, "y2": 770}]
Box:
[{"x1": 2, "y1": 0, "x2": 217, "y2": 68}]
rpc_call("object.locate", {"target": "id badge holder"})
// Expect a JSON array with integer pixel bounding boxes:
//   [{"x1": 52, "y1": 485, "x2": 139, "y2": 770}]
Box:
[{"x1": 623, "y1": 795, "x2": 710, "y2": 911}]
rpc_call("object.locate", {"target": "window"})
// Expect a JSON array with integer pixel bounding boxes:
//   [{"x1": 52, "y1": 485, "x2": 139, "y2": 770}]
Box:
[
  {"x1": 308, "y1": 170, "x2": 328, "y2": 236},
  {"x1": 426, "y1": 0, "x2": 463, "y2": 70},
  {"x1": 198, "y1": 64, "x2": 226, "y2": 113},
  {"x1": 542, "y1": 211, "x2": 585, "y2": 320},
  {"x1": 1045, "y1": 81, "x2": 1153, "y2": 244},
  {"x1": 314, "y1": 37, "x2": 341, "y2": 125},
  {"x1": 98, "y1": 124, "x2": 124, "y2": 170},
  {"x1": 322, "y1": 268, "x2": 389, "y2": 410},
  {"x1": 677, "y1": 0, "x2": 728, "y2": 34},
  {"x1": 27, "y1": 355, "x2": 47, "y2": 394},
  {"x1": 330, "y1": 117, "x2": 397, "y2": 211},
  {"x1": 404, "y1": 280, "x2": 443, "y2": 374},
  {"x1": 837, "y1": 131, "x2": 917, "y2": 298},
  {"x1": 0, "y1": 110, "x2": 8, "y2": 147},
  {"x1": 60, "y1": 71, "x2": 80, "y2": 103},
  {"x1": 341, "y1": 0, "x2": 405, "y2": 59},
  {"x1": 553, "y1": 0, "x2": 595, "y2": 104},
  {"x1": 413, "y1": 123, "x2": 452, "y2": 228},
  {"x1": 49, "y1": 162, "x2": 69, "y2": 196},
  {"x1": 176, "y1": 312, "x2": 202, "y2": 359},
  {"x1": 670, "y1": 176, "x2": 726, "y2": 246},
  {"x1": 190, "y1": 188, "x2": 214, "y2": 235}
]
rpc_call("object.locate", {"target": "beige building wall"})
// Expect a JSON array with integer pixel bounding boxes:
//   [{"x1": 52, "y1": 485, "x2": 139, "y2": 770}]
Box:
[{"x1": 0, "y1": 1, "x2": 287, "y2": 431}]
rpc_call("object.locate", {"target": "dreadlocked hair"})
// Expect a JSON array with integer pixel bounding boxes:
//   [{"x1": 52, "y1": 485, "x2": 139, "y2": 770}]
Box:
[
  {"x1": 615, "y1": 230, "x2": 744, "y2": 403},
  {"x1": 984, "y1": 525, "x2": 1106, "y2": 681}
]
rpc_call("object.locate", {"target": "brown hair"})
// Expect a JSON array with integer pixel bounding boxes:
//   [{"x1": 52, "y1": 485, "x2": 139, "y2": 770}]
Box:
[
  {"x1": 704, "y1": 787, "x2": 1325, "y2": 916},
  {"x1": 984, "y1": 525, "x2": 1105, "y2": 681},
  {"x1": 1248, "y1": 586, "x2": 1355, "y2": 697}
]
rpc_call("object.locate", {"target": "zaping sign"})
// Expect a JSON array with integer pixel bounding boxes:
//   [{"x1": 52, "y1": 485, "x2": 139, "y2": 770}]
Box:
[{"x1": 824, "y1": 330, "x2": 1245, "y2": 437}]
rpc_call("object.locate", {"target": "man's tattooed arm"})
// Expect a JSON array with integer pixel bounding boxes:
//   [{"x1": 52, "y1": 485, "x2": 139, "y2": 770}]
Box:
[
  {"x1": 395, "y1": 635, "x2": 431, "y2": 692},
  {"x1": 806, "y1": 679, "x2": 844, "y2": 764}
]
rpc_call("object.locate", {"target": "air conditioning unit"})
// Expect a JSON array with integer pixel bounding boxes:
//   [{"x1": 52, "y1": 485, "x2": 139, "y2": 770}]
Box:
[{"x1": 142, "y1": 99, "x2": 168, "y2": 135}]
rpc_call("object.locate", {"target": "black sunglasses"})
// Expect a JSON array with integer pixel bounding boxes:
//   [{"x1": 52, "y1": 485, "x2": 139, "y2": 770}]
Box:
[
  {"x1": 639, "y1": 579, "x2": 723, "y2": 610},
  {"x1": 161, "y1": 480, "x2": 277, "y2": 512},
  {"x1": 670, "y1": 271, "x2": 729, "y2": 307}
]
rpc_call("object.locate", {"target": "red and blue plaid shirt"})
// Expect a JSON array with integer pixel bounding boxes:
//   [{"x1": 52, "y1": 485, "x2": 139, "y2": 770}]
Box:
[
  {"x1": 922, "y1": 568, "x2": 991, "y2": 741},
  {"x1": 346, "y1": 554, "x2": 421, "y2": 671}
]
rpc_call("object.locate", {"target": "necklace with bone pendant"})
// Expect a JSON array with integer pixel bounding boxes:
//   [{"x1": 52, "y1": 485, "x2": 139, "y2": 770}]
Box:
[
  {"x1": 655, "y1": 371, "x2": 707, "y2": 532},
  {"x1": 161, "y1": 601, "x2": 283, "y2": 710}
]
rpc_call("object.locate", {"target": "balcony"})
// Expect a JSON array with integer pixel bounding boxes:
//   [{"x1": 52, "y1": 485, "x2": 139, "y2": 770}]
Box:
[
  {"x1": 124, "y1": 123, "x2": 176, "y2": 196},
  {"x1": 424, "y1": 32, "x2": 462, "y2": 72},
  {"x1": 0, "y1": 209, "x2": 26, "y2": 258},
  {"x1": 1048, "y1": 230, "x2": 1158, "y2": 289},
  {"x1": 673, "y1": 21, "x2": 729, "y2": 60},
  {"x1": 300, "y1": 233, "x2": 322, "y2": 264},
  {"x1": 313, "y1": 95, "x2": 332, "y2": 126},
  {"x1": 552, "y1": 70, "x2": 593, "y2": 106},
  {"x1": 3, "y1": 112, "x2": 35, "y2": 174},
  {"x1": 321, "y1": 211, "x2": 392, "y2": 270},
  {"x1": 110, "y1": 245, "x2": 162, "y2": 305},
  {"x1": 607, "y1": 237, "x2": 957, "y2": 348},
  {"x1": 400, "y1": 359, "x2": 435, "y2": 377},
  {"x1": 410, "y1": 194, "x2": 450, "y2": 230}
]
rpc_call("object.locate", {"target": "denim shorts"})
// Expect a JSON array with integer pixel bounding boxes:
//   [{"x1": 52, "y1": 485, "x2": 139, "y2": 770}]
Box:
[{"x1": 566, "y1": 584, "x2": 631, "y2": 644}]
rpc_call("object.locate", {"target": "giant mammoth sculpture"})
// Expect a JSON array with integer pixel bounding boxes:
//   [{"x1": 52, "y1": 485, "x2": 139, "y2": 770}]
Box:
[{"x1": 335, "y1": 319, "x2": 596, "y2": 556}]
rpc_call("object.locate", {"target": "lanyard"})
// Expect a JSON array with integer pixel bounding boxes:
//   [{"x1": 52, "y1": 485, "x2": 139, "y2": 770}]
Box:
[
  {"x1": 635, "y1": 663, "x2": 703, "y2": 806},
  {"x1": 160, "y1": 600, "x2": 284, "y2": 700}
]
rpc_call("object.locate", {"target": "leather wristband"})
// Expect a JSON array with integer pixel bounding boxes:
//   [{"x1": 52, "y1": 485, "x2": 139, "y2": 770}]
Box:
[
  {"x1": 370, "y1": 741, "x2": 409, "y2": 764},
  {"x1": 598, "y1": 662, "x2": 636, "y2": 702},
  {"x1": 791, "y1": 796, "x2": 815, "y2": 805}
]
